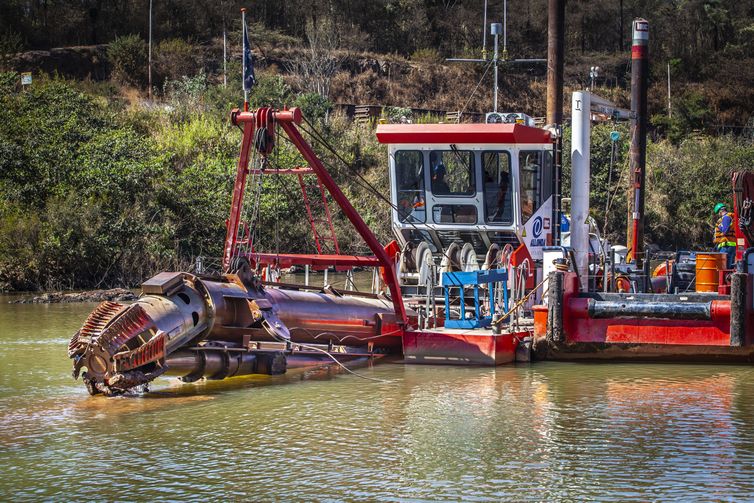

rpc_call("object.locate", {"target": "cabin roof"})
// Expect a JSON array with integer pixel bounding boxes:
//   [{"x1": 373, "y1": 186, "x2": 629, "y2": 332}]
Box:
[{"x1": 375, "y1": 123, "x2": 552, "y2": 145}]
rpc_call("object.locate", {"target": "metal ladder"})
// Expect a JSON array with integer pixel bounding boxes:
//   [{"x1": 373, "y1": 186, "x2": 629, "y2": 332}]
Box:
[{"x1": 297, "y1": 172, "x2": 340, "y2": 256}]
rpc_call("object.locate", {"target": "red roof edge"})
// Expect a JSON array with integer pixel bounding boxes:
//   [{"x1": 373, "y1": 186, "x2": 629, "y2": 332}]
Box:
[{"x1": 375, "y1": 123, "x2": 552, "y2": 145}]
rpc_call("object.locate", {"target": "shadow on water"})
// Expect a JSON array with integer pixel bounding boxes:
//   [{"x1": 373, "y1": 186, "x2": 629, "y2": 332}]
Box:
[{"x1": 61, "y1": 356, "x2": 394, "y2": 417}]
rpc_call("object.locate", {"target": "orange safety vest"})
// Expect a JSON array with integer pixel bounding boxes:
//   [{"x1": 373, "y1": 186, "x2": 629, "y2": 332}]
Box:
[{"x1": 714, "y1": 213, "x2": 736, "y2": 247}]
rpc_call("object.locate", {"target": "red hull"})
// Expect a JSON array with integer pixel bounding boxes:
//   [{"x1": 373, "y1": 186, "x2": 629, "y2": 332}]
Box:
[
  {"x1": 402, "y1": 328, "x2": 523, "y2": 365},
  {"x1": 534, "y1": 339, "x2": 754, "y2": 363},
  {"x1": 531, "y1": 269, "x2": 754, "y2": 362}
]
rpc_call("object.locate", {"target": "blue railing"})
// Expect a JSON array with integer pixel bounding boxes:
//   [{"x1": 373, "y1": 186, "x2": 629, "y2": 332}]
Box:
[{"x1": 442, "y1": 269, "x2": 509, "y2": 329}]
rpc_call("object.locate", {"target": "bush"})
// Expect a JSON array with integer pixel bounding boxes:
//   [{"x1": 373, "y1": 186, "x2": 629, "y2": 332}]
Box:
[
  {"x1": 410, "y1": 48, "x2": 442, "y2": 64},
  {"x1": 0, "y1": 31, "x2": 23, "y2": 71},
  {"x1": 154, "y1": 38, "x2": 200, "y2": 85},
  {"x1": 163, "y1": 73, "x2": 209, "y2": 119},
  {"x1": 293, "y1": 92, "x2": 331, "y2": 122},
  {"x1": 108, "y1": 34, "x2": 147, "y2": 87},
  {"x1": 383, "y1": 106, "x2": 413, "y2": 123},
  {"x1": 249, "y1": 73, "x2": 291, "y2": 108}
]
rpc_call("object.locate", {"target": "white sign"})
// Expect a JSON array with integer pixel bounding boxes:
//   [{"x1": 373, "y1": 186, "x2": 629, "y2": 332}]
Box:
[
  {"x1": 518, "y1": 195, "x2": 554, "y2": 261},
  {"x1": 21, "y1": 72, "x2": 32, "y2": 86}
]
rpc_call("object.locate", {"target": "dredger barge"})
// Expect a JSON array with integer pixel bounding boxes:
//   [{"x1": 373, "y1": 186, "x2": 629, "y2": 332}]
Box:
[{"x1": 68, "y1": 18, "x2": 754, "y2": 396}]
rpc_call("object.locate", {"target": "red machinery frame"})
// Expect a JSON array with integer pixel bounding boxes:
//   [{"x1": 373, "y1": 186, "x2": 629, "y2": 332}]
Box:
[{"x1": 222, "y1": 106, "x2": 408, "y2": 325}]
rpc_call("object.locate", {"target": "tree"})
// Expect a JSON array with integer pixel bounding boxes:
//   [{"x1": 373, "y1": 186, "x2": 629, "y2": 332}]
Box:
[{"x1": 288, "y1": 17, "x2": 341, "y2": 98}]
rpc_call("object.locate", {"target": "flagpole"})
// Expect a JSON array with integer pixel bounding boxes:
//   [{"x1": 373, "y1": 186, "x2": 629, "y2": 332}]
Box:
[
  {"x1": 148, "y1": 0, "x2": 153, "y2": 100},
  {"x1": 222, "y1": 0, "x2": 227, "y2": 89},
  {"x1": 241, "y1": 7, "x2": 249, "y2": 111}
]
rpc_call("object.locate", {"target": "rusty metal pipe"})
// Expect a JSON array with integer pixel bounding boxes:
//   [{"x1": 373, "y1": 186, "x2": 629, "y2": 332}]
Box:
[
  {"x1": 164, "y1": 349, "x2": 286, "y2": 381},
  {"x1": 200, "y1": 277, "x2": 401, "y2": 347}
]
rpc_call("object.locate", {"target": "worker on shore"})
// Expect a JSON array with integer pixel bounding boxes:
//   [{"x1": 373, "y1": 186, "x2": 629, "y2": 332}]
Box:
[{"x1": 713, "y1": 202, "x2": 736, "y2": 269}]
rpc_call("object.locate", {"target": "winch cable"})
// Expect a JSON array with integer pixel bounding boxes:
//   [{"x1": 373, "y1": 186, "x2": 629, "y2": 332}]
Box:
[
  {"x1": 237, "y1": 129, "x2": 266, "y2": 261},
  {"x1": 273, "y1": 122, "x2": 282, "y2": 260},
  {"x1": 294, "y1": 118, "x2": 465, "y2": 271},
  {"x1": 457, "y1": 60, "x2": 494, "y2": 120},
  {"x1": 278, "y1": 132, "x2": 424, "y2": 258},
  {"x1": 603, "y1": 151, "x2": 630, "y2": 237},
  {"x1": 603, "y1": 138, "x2": 616, "y2": 237},
  {"x1": 492, "y1": 275, "x2": 549, "y2": 327},
  {"x1": 264, "y1": 326, "x2": 394, "y2": 383}
]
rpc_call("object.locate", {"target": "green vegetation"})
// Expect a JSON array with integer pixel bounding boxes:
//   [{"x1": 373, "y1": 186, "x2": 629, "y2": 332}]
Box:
[
  {"x1": 562, "y1": 122, "x2": 754, "y2": 251},
  {"x1": 1, "y1": 1, "x2": 754, "y2": 290},
  {"x1": 2, "y1": 70, "x2": 752, "y2": 292},
  {"x1": 0, "y1": 72, "x2": 386, "y2": 291}
]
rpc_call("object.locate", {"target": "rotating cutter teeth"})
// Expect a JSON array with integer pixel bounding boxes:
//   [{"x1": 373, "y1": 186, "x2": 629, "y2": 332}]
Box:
[{"x1": 69, "y1": 301, "x2": 158, "y2": 396}]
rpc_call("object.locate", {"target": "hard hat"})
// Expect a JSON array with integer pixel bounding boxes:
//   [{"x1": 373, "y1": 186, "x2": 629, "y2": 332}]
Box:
[{"x1": 714, "y1": 202, "x2": 726, "y2": 213}]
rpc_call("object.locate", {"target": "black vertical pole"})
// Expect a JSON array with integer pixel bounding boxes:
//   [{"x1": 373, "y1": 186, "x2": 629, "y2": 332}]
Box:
[
  {"x1": 628, "y1": 18, "x2": 649, "y2": 277},
  {"x1": 547, "y1": 0, "x2": 566, "y2": 246}
]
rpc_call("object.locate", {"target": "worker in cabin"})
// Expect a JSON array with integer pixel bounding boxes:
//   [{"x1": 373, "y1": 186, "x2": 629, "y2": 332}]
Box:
[
  {"x1": 432, "y1": 163, "x2": 450, "y2": 195},
  {"x1": 713, "y1": 202, "x2": 736, "y2": 268}
]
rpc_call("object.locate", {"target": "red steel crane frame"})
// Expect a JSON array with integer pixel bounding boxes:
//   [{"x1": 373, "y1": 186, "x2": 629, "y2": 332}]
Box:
[{"x1": 222, "y1": 106, "x2": 407, "y2": 325}]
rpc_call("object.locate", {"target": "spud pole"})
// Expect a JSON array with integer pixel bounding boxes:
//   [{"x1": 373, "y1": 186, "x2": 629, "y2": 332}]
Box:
[{"x1": 628, "y1": 18, "x2": 649, "y2": 284}]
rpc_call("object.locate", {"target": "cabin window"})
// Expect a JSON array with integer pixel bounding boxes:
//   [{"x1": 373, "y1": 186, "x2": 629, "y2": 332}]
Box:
[
  {"x1": 395, "y1": 150, "x2": 426, "y2": 223},
  {"x1": 432, "y1": 204, "x2": 478, "y2": 224},
  {"x1": 482, "y1": 150, "x2": 513, "y2": 224},
  {"x1": 519, "y1": 150, "x2": 545, "y2": 224},
  {"x1": 429, "y1": 150, "x2": 475, "y2": 196}
]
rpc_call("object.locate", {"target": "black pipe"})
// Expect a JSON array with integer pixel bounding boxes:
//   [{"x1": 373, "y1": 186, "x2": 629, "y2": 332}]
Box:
[
  {"x1": 547, "y1": 271, "x2": 564, "y2": 342},
  {"x1": 627, "y1": 19, "x2": 649, "y2": 269},
  {"x1": 741, "y1": 247, "x2": 754, "y2": 274},
  {"x1": 730, "y1": 272, "x2": 746, "y2": 346},
  {"x1": 587, "y1": 299, "x2": 712, "y2": 320},
  {"x1": 546, "y1": 0, "x2": 565, "y2": 125},
  {"x1": 552, "y1": 133, "x2": 563, "y2": 246},
  {"x1": 643, "y1": 247, "x2": 651, "y2": 293},
  {"x1": 166, "y1": 349, "x2": 286, "y2": 381}
]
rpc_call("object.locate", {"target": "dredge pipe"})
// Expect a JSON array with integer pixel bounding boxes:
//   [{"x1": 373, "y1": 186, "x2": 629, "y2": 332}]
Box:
[
  {"x1": 165, "y1": 349, "x2": 286, "y2": 381},
  {"x1": 586, "y1": 299, "x2": 715, "y2": 320},
  {"x1": 69, "y1": 271, "x2": 403, "y2": 395},
  {"x1": 202, "y1": 279, "x2": 401, "y2": 347}
]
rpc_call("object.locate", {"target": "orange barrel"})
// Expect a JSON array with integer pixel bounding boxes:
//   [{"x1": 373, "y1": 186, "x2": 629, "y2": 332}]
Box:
[{"x1": 695, "y1": 252, "x2": 724, "y2": 292}]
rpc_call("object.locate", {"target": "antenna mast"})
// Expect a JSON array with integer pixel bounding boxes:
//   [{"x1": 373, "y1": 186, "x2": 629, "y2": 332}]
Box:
[
  {"x1": 482, "y1": 0, "x2": 488, "y2": 60},
  {"x1": 491, "y1": 23, "x2": 502, "y2": 112},
  {"x1": 503, "y1": 0, "x2": 508, "y2": 60}
]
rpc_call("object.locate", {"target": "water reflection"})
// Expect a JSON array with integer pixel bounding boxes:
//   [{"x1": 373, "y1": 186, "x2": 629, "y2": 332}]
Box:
[{"x1": 2, "y1": 296, "x2": 754, "y2": 500}]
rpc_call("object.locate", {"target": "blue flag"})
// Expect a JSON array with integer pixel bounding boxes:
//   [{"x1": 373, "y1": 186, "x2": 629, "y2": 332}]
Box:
[{"x1": 242, "y1": 21, "x2": 256, "y2": 92}]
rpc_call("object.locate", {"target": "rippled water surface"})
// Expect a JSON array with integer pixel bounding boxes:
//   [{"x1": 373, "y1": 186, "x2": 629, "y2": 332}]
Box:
[{"x1": 2, "y1": 294, "x2": 754, "y2": 501}]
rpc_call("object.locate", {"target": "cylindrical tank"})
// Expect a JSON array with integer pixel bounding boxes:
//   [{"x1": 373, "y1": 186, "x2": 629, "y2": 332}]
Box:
[
  {"x1": 570, "y1": 90, "x2": 591, "y2": 288},
  {"x1": 696, "y1": 252, "x2": 724, "y2": 292}
]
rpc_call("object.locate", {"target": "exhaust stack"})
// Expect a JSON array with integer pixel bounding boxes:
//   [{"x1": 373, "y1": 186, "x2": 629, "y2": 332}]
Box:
[
  {"x1": 627, "y1": 18, "x2": 649, "y2": 275},
  {"x1": 570, "y1": 90, "x2": 591, "y2": 289}
]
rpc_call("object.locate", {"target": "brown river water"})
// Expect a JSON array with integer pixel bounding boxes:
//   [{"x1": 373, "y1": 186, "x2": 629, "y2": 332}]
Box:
[{"x1": 2, "y1": 289, "x2": 754, "y2": 501}]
